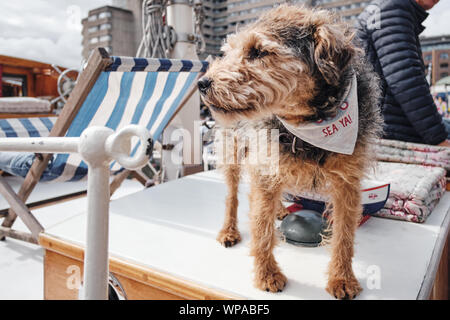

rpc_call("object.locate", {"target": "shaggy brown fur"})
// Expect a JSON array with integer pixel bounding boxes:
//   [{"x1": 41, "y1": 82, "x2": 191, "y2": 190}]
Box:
[{"x1": 199, "y1": 5, "x2": 382, "y2": 299}]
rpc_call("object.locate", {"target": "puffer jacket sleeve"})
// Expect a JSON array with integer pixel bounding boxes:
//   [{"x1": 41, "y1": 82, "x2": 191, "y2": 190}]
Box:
[{"x1": 370, "y1": 1, "x2": 447, "y2": 145}]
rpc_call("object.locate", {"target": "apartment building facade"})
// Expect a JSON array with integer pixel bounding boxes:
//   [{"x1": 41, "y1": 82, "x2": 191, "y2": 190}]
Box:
[
  {"x1": 81, "y1": 1, "x2": 143, "y2": 60},
  {"x1": 421, "y1": 35, "x2": 450, "y2": 85},
  {"x1": 202, "y1": 0, "x2": 371, "y2": 56},
  {"x1": 81, "y1": 0, "x2": 371, "y2": 58}
]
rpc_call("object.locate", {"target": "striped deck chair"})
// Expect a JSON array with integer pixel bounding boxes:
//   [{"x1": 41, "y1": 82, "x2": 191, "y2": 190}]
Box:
[{"x1": 0, "y1": 48, "x2": 208, "y2": 243}]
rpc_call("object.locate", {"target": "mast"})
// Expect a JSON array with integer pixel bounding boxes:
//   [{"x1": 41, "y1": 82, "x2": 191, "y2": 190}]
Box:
[{"x1": 164, "y1": 0, "x2": 202, "y2": 180}]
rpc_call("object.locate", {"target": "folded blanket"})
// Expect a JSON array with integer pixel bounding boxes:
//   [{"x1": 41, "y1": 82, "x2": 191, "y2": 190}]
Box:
[
  {"x1": 285, "y1": 161, "x2": 445, "y2": 223},
  {"x1": 369, "y1": 162, "x2": 446, "y2": 223},
  {"x1": 0, "y1": 97, "x2": 52, "y2": 113},
  {"x1": 374, "y1": 139, "x2": 450, "y2": 171}
]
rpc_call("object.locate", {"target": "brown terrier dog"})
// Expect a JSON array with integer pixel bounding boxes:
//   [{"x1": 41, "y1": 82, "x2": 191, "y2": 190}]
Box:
[{"x1": 198, "y1": 5, "x2": 382, "y2": 299}]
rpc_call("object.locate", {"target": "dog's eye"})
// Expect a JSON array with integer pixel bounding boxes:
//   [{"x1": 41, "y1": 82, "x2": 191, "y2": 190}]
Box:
[{"x1": 248, "y1": 47, "x2": 269, "y2": 60}]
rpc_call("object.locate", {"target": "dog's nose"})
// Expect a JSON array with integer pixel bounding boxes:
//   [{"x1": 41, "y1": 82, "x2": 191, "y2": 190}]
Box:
[{"x1": 198, "y1": 77, "x2": 212, "y2": 94}]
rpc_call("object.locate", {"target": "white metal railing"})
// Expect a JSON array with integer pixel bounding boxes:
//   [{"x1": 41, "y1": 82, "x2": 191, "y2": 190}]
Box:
[{"x1": 0, "y1": 125, "x2": 151, "y2": 300}]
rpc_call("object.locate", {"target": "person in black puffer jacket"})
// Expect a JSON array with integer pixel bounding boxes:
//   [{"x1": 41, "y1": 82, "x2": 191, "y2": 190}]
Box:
[{"x1": 355, "y1": 0, "x2": 449, "y2": 146}]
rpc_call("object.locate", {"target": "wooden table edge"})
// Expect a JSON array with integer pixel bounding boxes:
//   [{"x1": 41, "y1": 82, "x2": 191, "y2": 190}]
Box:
[
  {"x1": 39, "y1": 233, "x2": 242, "y2": 300},
  {"x1": 417, "y1": 206, "x2": 450, "y2": 300}
]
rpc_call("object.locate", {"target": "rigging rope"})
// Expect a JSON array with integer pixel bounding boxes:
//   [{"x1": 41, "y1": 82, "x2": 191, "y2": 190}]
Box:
[
  {"x1": 137, "y1": 0, "x2": 174, "y2": 58},
  {"x1": 194, "y1": 0, "x2": 206, "y2": 56},
  {"x1": 136, "y1": 0, "x2": 205, "y2": 58}
]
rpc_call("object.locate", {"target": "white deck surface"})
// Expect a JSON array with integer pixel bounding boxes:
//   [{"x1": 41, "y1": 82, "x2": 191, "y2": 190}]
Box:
[
  {"x1": 0, "y1": 179, "x2": 144, "y2": 300},
  {"x1": 0, "y1": 176, "x2": 89, "y2": 211},
  {"x1": 40, "y1": 170, "x2": 450, "y2": 300}
]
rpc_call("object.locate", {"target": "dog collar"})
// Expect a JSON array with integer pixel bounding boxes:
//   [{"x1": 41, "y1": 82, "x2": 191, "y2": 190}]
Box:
[{"x1": 277, "y1": 73, "x2": 358, "y2": 155}]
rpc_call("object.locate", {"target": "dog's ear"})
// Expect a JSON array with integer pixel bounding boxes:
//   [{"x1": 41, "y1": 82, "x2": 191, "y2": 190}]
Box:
[{"x1": 313, "y1": 24, "x2": 356, "y2": 85}]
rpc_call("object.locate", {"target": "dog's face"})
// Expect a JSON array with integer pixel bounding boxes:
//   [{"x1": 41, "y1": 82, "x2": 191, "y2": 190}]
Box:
[{"x1": 199, "y1": 5, "x2": 357, "y2": 125}]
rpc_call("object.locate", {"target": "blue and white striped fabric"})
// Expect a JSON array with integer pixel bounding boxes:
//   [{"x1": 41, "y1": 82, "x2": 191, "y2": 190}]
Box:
[
  {"x1": 0, "y1": 57, "x2": 208, "y2": 182},
  {"x1": 106, "y1": 57, "x2": 208, "y2": 73},
  {"x1": 0, "y1": 117, "x2": 56, "y2": 138}
]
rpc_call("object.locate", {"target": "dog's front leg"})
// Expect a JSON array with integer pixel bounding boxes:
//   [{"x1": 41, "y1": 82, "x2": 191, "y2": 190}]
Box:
[
  {"x1": 326, "y1": 176, "x2": 363, "y2": 299},
  {"x1": 217, "y1": 164, "x2": 242, "y2": 247},
  {"x1": 249, "y1": 175, "x2": 287, "y2": 292}
]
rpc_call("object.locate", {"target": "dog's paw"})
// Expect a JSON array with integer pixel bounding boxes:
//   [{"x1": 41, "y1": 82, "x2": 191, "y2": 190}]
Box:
[
  {"x1": 217, "y1": 229, "x2": 241, "y2": 248},
  {"x1": 256, "y1": 271, "x2": 287, "y2": 293},
  {"x1": 326, "y1": 278, "x2": 362, "y2": 300},
  {"x1": 276, "y1": 206, "x2": 290, "y2": 220}
]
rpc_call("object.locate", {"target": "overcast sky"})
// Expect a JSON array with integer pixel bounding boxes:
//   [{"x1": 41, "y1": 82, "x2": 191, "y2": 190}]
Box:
[
  {"x1": 0, "y1": 0, "x2": 111, "y2": 69},
  {"x1": 0, "y1": 0, "x2": 449, "y2": 69}
]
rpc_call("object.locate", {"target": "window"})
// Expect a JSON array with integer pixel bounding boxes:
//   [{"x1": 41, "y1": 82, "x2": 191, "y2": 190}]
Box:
[
  {"x1": 1, "y1": 75, "x2": 27, "y2": 97},
  {"x1": 99, "y1": 35, "x2": 112, "y2": 42},
  {"x1": 98, "y1": 11, "x2": 111, "y2": 19},
  {"x1": 441, "y1": 63, "x2": 449, "y2": 68},
  {"x1": 99, "y1": 23, "x2": 111, "y2": 30},
  {"x1": 89, "y1": 37, "x2": 99, "y2": 44},
  {"x1": 425, "y1": 54, "x2": 432, "y2": 61},
  {"x1": 88, "y1": 26, "x2": 98, "y2": 33},
  {"x1": 88, "y1": 15, "x2": 97, "y2": 22},
  {"x1": 441, "y1": 72, "x2": 448, "y2": 78},
  {"x1": 440, "y1": 52, "x2": 449, "y2": 60},
  {"x1": 213, "y1": 26, "x2": 227, "y2": 32}
]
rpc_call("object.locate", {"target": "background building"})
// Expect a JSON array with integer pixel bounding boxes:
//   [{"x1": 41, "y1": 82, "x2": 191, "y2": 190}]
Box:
[
  {"x1": 202, "y1": 0, "x2": 371, "y2": 56},
  {"x1": 81, "y1": 0, "x2": 143, "y2": 60},
  {"x1": 202, "y1": 0, "x2": 286, "y2": 56},
  {"x1": 315, "y1": 0, "x2": 369, "y2": 20},
  {"x1": 81, "y1": 0, "x2": 371, "y2": 58},
  {"x1": 421, "y1": 35, "x2": 450, "y2": 85}
]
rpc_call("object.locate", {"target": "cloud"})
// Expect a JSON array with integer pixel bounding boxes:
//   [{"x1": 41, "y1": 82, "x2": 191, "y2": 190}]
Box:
[
  {"x1": 0, "y1": 35, "x2": 83, "y2": 69},
  {"x1": 422, "y1": 1, "x2": 450, "y2": 37},
  {"x1": 0, "y1": 0, "x2": 111, "y2": 68}
]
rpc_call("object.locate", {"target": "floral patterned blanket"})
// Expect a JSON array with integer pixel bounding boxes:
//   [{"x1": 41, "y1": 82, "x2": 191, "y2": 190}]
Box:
[
  {"x1": 368, "y1": 162, "x2": 446, "y2": 223},
  {"x1": 374, "y1": 139, "x2": 450, "y2": 171}
]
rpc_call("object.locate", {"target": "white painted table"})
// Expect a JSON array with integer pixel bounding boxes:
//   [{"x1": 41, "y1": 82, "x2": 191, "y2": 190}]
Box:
[
  {"x1": 44, "y1": 170, "x2": 450, "y2": 300},
  {"x1": 0, "y1": 176, "x2": 88, "y2": 212}
]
